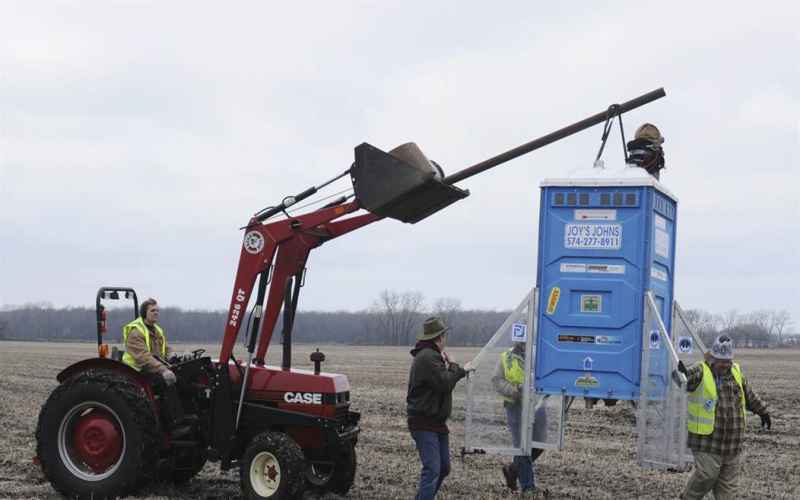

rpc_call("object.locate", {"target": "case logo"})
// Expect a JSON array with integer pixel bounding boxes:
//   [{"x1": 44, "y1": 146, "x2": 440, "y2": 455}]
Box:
[{"x1": 284, "y1": 392, "x2": 322, "y2": 405}]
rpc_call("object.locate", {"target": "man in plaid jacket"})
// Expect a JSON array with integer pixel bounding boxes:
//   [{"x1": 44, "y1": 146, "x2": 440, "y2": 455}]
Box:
[{"x1": 676, "y1": 335, "x2": 772, "y2": 500}]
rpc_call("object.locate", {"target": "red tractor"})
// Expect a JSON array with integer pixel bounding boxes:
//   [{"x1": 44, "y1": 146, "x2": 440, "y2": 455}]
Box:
[{"x1": 35, "y1": 89, "x2": 665, "y2": 499}]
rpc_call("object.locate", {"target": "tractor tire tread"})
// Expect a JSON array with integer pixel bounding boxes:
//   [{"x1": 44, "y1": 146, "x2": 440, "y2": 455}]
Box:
[
  {"x1": 328, "y1": 443, "x2": 356, "y2": 495},
  {"x1": 36, "y1": 369, "x2": 160, "y2": 499},
  {"x1": 240, "y1": 431, "x2": 306, "y2": 499}
]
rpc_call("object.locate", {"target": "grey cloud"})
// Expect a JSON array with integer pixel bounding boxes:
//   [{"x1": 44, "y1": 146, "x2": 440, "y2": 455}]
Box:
[{"x1": 1, "y1": 2, "x2": 798, "y2": 326}]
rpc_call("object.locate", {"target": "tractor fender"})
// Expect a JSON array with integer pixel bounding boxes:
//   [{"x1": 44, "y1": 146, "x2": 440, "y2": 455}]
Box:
[{"x1": 56, "y1": 358, "x2": 156, "y2": 402}]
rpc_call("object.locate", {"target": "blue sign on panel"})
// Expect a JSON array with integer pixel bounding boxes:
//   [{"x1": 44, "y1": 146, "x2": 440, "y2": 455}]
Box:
[{"x1": 534, "y1": 171, "x2": 677, "y2": 400}]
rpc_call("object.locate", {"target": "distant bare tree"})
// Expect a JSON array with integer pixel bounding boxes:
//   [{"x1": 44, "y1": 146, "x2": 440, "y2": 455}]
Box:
[
  {"x1": 684, "y1": 308, "x2": 719, "y2": 346},
  {"x1": 368, "y1": 290, "x2": 426, "y2": 346},
  {"x1": 744, "y1": 309, "x2": 793, "y2": 345},
  {"x1": 770, "y1": 310, "x2": 792, "y2": 345},
  {"x1": 748, "y1": 310, "x2": 771, "y2": 333},
  {"x1": 719, "y1": 309, "x2": 740, "y2": 331},
  {"x1": 432, "y1": 297, "x2": 462, "y2": 330},
  {"x1": 727, "y1": 322, "x2": 770, "y2": 348}
]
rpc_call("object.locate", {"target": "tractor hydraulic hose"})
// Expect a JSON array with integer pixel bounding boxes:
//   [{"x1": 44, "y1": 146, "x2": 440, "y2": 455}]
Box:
[
  {"x1": 253, "y1": 169, "x2": 352, "y2": 222},
  {"x1": 443, "y1": 88, "x2": 666, "y2": 185},
  {"x1": 236, "y1": 270, "x2": 269, "y2": 430},
  {"x1": 281, "y1": 273, "x2": 302, "y2": 371}
]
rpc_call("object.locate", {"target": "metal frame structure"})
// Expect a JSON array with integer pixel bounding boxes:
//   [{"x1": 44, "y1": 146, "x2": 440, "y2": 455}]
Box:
[
  {"x1": 464, "y1": 289, "x2": 712, "y2": 470},
  {"x1": 464, "y1": 288, "x2": 565, "y2": 457}
]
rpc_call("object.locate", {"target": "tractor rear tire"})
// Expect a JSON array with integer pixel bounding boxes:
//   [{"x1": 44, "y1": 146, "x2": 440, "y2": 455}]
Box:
[
  {"x1": 36, "y1": 369, "x2": 160, "y2": 499},
  {"x1": 240, "y1": 431, "x2": 306, "y2": 500}
]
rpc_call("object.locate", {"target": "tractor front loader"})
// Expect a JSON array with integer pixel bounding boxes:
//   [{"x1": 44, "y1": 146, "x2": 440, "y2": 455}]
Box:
[{"x1": 35, "y1": 89, "x2": 665, "y2": 499}]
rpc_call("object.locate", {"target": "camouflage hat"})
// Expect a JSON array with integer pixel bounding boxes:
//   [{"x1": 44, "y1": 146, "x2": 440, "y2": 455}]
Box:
[
  {"x1": 417, "y1": 316, "x2": 449, "y2": 341},
  {"x1": 710, "y1": 334, "x2": 734, "y2": 360},
  {"x1": 635, "y1": 123, "x2": 664, "y2": 144}
]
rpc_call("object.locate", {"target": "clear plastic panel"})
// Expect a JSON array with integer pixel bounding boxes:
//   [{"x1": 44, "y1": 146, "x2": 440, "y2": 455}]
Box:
[
  {"x1": 670, "y1": 301, "x2": 707, "y2": 465},
  {"x1": 637, "y1": 292, "x2": 691, "y2": 470},
  {"x1": 525, "y1": 392, "x2": 564, "y2": 451},
  {"x1": 464, "y1": 290, "x2": 533, "y2": 455},
  {"x1": 464, "y1": 288, "x2": 565, "y2": 456},
  {"x1": 672, "y1": 301, "x2": 707, "y2": 366}
]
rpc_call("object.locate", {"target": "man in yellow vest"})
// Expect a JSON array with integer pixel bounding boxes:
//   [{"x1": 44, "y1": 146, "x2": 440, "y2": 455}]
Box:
[
  {"x1": 122, "y1": 298, "x2": 188, "y2": 436},
  {"x1": 676, "y1": 334, "x2": 771, "y2": 500},
  {"x1": 492, "y1": 342, "x2": 547, "y2": 493},
  {"x1": 123, "y1": 298, "x2": 174, "y2": 380}
]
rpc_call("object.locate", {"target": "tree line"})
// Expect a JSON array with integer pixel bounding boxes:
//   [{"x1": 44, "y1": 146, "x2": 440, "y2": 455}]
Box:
[
  {"x1": 680, "y1": 308, "x2": 794, "y2": 348},
  {"x1": 0, "y1": 291, "x2": 509, "y2": 347},
  {"x1": 0, "y1": 292, "x2": 795, "y2": 348}
]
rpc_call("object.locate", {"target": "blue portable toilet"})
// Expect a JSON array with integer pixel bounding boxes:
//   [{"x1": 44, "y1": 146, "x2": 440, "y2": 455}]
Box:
[{"x1": 534, "y1": 165, "x2": 677, "y2": 401}]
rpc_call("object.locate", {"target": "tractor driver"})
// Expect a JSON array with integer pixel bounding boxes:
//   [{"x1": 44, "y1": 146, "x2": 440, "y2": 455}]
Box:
[
  {"x1": 122, "y1": 298, "x2": 174, "y2": 379},
  {"x1": 122, "y1": 298, "x2": 189, "y2": 435}
]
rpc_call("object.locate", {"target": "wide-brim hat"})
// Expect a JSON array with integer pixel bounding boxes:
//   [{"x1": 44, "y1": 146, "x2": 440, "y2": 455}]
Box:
[
  {"x1": 635, "y1": 123, "x2": 665, "y2": 144},
  {"x1": 417, "y1": 316, "x2": 449, "y2": 341}
]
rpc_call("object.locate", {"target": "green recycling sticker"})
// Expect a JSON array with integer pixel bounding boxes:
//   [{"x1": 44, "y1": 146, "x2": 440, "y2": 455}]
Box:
[{"x1": 581, "y1": 294, "x2": 602, "y2": 313}]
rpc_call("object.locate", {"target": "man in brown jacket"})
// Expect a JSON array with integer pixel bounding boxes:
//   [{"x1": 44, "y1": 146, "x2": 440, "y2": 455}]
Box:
[
  {"x1": 122, "y1": 298, "x2": 174, "y2": 379},
  {"x1": 122, "y1": 298, "x2": 188, "y2": 435}
]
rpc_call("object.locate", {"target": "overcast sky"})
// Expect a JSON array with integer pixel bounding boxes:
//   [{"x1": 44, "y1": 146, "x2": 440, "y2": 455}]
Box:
[{"x1": 1, "y1": 2, "x2": 798, "y2": 329}]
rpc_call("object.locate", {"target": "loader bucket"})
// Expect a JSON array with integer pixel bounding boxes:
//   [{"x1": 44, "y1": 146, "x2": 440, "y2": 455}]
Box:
[{"x1": 351, "y1": 142, "x2": 469, "y2": 223}]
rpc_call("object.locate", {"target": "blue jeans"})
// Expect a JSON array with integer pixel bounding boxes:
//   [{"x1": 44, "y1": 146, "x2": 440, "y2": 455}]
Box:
[
  {"x1": 506, "y1": 404, "x2": 535, "y2": 491},
  {"x1": 410, "y1": 431, "x2": 451, "y2": 500}
]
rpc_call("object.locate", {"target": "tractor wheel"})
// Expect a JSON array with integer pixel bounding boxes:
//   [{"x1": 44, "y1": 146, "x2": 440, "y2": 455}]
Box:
[
  {"x1": 306, "y1": 441, "x2": 357, "y2": 495},
  {"x1": 327, "y1": 442, "x2": 357, "y2": 495},
  {"x1": 240, "y1": 431, "x2": 306, "y2": 500},
  {"x1": 36, "y1": 370, "x2": 160, "y2": 499}
]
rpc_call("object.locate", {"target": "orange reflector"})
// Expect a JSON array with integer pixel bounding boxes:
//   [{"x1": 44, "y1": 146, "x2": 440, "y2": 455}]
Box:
[
  {"x1": 334, "y1": 207, "x2": 345, "y2": 215},
  {"x1": 98, "y1": 344, "x2": 109, "y2": 358}
]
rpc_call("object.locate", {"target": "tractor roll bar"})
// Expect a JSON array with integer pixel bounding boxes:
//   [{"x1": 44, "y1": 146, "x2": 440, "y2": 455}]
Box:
[
  {"x1": 444, "y1": 88, "x2": 666, "y2": 185},
  {"x1": 95, "y1": 287, "x2": 138, "y2": 347}
]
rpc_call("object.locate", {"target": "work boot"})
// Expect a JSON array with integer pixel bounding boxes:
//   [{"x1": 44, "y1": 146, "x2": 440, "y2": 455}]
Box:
[{"x1": 502, "y1": 464, "x2": 518, "y2": 491}]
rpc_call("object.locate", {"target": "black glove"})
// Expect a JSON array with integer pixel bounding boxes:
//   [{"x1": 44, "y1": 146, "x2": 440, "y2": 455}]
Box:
[
  {"x1": 677, "y1": 360, "x2": 688, "y2": 375},
  {"x1": 760, "y1": 413, "x2": 771, "y2": 430},
  {"x1": 671, "y1": 369, "x2": 684, "y2": 387},
  {"x1": 168, "y1": 351, "x2": 194, "y2": 364}
]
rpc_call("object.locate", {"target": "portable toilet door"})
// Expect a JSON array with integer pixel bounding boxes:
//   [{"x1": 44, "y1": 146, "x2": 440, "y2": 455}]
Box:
[{"x1": 533, "y1": 166, "x2": 678, "y2": 403}]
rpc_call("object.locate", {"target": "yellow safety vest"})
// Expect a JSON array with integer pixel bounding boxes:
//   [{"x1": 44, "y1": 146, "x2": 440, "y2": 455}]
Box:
[
  {"x1": 501, "y1": 350, "x2": 525, "y2": 403},
  {"x1": 687, "y1": 362, "x2": 745, "y2": 435},
  {"x1": 121, "y1": 317, "x2": 167, "y2": 371}
]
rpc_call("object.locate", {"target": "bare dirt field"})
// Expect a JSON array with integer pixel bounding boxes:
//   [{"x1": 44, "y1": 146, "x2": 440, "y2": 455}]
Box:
[{"x1": 1, "y1": 341, "x2": 798, "y2": 499}]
